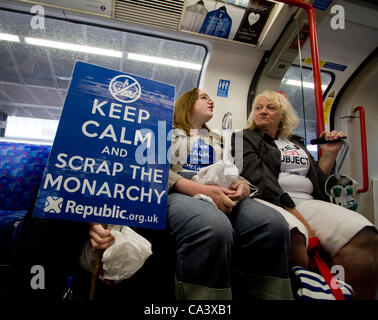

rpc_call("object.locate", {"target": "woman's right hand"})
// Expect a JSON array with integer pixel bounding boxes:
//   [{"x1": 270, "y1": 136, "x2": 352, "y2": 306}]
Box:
[
  {"x1": 88, "y1": 223, "x2": 114, "y2": 250},
  {"x1": 174, "y1": 178, "x2": 237, "y2": 214},
  {"x1": 201, "y1": 185, "x2": 237, "y2": 214}
]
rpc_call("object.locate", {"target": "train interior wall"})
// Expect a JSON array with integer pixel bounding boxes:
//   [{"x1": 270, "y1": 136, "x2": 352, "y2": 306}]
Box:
[
  {"x1": 335, "y1": 54, "x2": 378, "y2": 227},
  {"x1": 202, "y1": 40, "x2": 264, "y2": 131}
]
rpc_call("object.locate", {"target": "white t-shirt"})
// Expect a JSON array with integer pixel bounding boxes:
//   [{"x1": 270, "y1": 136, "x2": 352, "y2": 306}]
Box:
[{"x1": 274, "y1": 138, "x2": 314, "y2": 201}]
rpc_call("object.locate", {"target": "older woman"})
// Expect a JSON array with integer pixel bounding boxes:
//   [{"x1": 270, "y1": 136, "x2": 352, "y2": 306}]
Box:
[
  {"x1": 89, "y1": 88, "x2": 293, "y2": 300},
  {"x1": 232, "y1": 90, "x2": 378, "y2": 299}
]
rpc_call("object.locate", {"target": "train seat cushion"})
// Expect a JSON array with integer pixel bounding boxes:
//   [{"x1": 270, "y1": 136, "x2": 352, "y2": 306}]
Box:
[
  {"x1": 0, "y1": 142, "x2": 51, "y2": 263},
  {"x1": 0, "y1": 142, "x2": 51, "y2": 211}
]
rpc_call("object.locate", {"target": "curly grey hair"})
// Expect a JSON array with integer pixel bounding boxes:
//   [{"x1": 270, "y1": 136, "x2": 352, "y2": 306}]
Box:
[{"x1": 247, "y1": 90, "x2": 299, "y2": 139}]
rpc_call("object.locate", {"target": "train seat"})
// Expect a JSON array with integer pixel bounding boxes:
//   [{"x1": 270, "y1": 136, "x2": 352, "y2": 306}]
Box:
[
  {"x1": 0, "y1": 142, "x2": 51, "y2": 297},
  {"x1": 0, "y1": 142, "x2": 51, "y2": 264},
  {"x1": 0, "y1": 141, "x2": 174, "y2": 299},
  {"x1": 0, "y1": 142, "x2": 51, "y2": 211}
]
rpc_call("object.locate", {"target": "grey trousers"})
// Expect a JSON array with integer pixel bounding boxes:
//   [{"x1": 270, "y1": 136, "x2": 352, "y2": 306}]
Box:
[{"x1": 167, "y1": 192, "x2": 293, "y2": 300}]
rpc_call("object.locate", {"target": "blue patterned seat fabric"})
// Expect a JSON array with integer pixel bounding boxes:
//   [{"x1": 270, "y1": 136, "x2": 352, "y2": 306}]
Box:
[
  {"x1": 0, "y1": 142, "x2": 51, "y2": 262},
  {"x1": 0, "y1": 142, "x2": 51, "y2": 211}
]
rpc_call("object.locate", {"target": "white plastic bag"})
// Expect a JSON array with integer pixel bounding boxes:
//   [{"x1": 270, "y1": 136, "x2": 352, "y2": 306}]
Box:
[
  {"x1": 191, "y1": 112, "x2": 239, "y2": 204},
  {"x1": 192, "y1": 112, "x2": 239, "y2": 189},
  {"x1": 79, "y1": 225, "x2": 152, "y2": 283},
  {"x1": 192, "y1": 160, "x2": 239, "y2": 207},
  {"x1": 192, "y1": 160, "x2": 239, "y2": 189}
]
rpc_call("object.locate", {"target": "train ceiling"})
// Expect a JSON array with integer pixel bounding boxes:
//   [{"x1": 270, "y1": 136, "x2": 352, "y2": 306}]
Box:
[{"x1": 0, "y1": 0, "x2": 377, "y2": 121}]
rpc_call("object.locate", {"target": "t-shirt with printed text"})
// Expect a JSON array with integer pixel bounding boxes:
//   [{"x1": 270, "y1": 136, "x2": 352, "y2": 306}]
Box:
[{"x1": 274, "y1": 138, "x2": 314, "y2": 201}]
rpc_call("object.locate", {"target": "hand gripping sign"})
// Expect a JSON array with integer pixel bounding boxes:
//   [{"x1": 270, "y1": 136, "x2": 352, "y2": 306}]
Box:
[{"x1": 33, "y1": 61, "x2": 175, "y2": 230}]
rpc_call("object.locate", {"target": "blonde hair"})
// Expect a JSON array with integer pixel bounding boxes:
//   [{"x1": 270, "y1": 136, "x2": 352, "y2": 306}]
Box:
[
  {"x1": 247, "y1": 90, "x2": 299, "y2": 138},
  {"x1": 173, "y1": 88, "x2": 209, "y2": 135}
]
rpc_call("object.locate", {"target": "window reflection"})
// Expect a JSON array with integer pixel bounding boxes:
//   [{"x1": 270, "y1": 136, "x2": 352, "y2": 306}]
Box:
[
  {"x1": 280, "y1": 65, "x2": 333, "y2": 159},
  {"x1": 0, "y1": 9, "x2": 206, "y2": 143}
]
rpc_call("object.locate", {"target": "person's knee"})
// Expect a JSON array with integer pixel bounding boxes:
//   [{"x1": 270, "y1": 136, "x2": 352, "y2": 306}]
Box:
[
  {"x1": 349, "y1": 227, "x2": 377, "y2": 257},
  {"x1": 267, "y1": 211, "x2": 290, "y2": 247},
  {"x1": 234, "y1": 204, "x2": 291, "y2": 277},
  {"x1": 243, "y1": 206, "x2": 290, "y2": 254},
  {"x1": 237, "y1": 199, "x2": 290, "y2": 245},
  {"x1": 356, "y1": 228, "x2": 378, "y2": 272},
  {"x1": 169, "y1": 196, "x2": 233, "y2": 249},
  {"x1": 333, "y1": 227, "x2": 378, "y2": 276},
  {"x1": 202, "y1": 215, "x2": 234, "y2": 249},
  {"x1": 364, "y1": 228, "x2": 378, "y2": 253}
]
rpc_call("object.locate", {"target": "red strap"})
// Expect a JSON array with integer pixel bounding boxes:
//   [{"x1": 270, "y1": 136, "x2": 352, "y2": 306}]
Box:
[{"x1": 308, "y1": 237, "x2": 346, "y2": 300}]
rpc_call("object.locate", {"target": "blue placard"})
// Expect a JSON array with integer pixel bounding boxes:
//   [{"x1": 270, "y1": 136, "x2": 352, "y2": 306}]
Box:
[
  {"x1": 312, "y1": 0, "x2": 333, "y2": 11},
  {"x1": 323, "y1": 61, "x2": 347, "y2": 72},
  {"x1": 33, "y1": 61, "x2": 175, "y2": 230},
  {"x1": 217, "y1": 79, "x2": 230, "y2": 97}
]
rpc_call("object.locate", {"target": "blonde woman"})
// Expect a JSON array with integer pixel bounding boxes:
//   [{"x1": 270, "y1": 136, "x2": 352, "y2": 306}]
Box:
[{"x1": 232, "y1": 90, "x2": 378, "y2": 299}]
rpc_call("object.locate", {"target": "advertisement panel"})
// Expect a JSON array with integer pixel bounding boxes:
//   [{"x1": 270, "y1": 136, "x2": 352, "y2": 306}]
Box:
[{"x1": 181, "y1": 0, "x2": 275, "y2": 45}]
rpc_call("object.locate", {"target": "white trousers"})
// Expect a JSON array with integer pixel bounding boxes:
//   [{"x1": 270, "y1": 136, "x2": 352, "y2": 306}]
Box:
[{"x1": 255, "y1": 198, "x2": 375, "y2": 257}]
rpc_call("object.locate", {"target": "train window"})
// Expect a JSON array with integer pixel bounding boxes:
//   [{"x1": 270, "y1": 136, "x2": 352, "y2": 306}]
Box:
[
  {"x1": 0, "y1": 9, "x2": 206, "y2": 143},
  {"x1": 279, "y1": 65, "x2": 333, "y2": 159}
]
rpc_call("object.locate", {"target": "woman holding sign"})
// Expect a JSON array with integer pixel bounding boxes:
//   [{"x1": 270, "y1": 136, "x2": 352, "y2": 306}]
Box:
[{"x1": 90, "y1": 88, "x2": 293, "y2": 300}]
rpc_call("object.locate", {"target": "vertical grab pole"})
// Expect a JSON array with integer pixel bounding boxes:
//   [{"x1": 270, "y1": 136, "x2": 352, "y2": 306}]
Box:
[
  {"x1": 353, "y1": 106, "x2": 369, "y2": 193},
  {"x1": 307, "y1": 6, "x2": 325, "y2": 138},
  {"x1": 276, "y1": 0, "x2": 325, "y2": 137}
]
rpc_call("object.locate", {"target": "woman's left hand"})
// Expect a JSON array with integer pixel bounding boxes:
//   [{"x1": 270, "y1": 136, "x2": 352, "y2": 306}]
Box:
[
  {"x1": 318, "y1": 130, "x2": 347, "y2": 175},
  {"x1": 227, "y1": 181, "x2": 251, "y2": 202},
  {"x1": 319, "y1": 130, "x2": 347, "y2": 155}
]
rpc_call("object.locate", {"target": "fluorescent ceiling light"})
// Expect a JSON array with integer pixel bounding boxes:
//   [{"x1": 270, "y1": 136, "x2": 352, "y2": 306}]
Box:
[
  {"x1": 0, "y1": 32, "x2": 20, "y2": 42},
  {"x1": 5, "y1": 116, "x2": 58, "y2": 143},
  {"x1": 0, "y1": 137, "x2": 53, "y2": 145},
  {"x1": 24, "y1": 37, "x2": 122, "y2": 58},
  {"x1": 57, "y1": 76, "x2": 71, "y2": 81},
  {"x1": 285, "y1": 79, "x2": 327, "y2": 91},
  {"x1": 128, "y1": 53, "x2": 202, "y2": 71}
]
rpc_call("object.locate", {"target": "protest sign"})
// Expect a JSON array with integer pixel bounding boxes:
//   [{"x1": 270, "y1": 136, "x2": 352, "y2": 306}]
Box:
[{"x1": 33, "y1": 61, "x2": 174, "y2": 230}]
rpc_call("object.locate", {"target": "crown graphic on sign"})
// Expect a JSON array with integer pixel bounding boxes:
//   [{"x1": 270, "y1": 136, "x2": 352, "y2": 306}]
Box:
[{"x1": 109, "y1": 75, "x2": 141, "y2": 103}]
